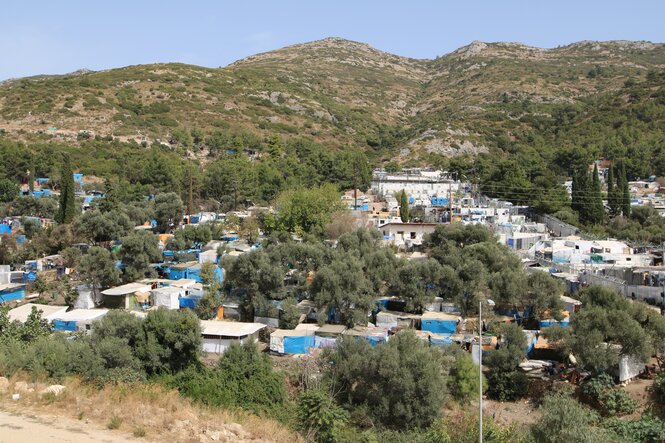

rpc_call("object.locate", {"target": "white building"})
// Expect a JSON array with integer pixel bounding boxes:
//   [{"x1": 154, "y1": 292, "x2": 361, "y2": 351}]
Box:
[{"x1": 379, "y1": 222, "x2": 438, "y2": 248}]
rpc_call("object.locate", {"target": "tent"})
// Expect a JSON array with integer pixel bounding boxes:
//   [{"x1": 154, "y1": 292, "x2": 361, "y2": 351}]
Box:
[
  {"x1": 270, "y1": 329, "x2": 315, "y2": 355},
  {"x1": 342, "y1": 326, "x2": 389, "y2": 347},
  {"x1": 0, "y1": 283, "x2": 26, "y2": 304},
  {"x1": 51, "y1": 309, "x2": 108, "y2": 333},
  {"x1": 200, "y1": 320, "x2": 265, "y2": 354},
  {"x1": 421, "y1": 312, "x2": 460, "y2": 334},
  {"x1": 151, "y1": 286, "x2": 184, "y2": 310}
]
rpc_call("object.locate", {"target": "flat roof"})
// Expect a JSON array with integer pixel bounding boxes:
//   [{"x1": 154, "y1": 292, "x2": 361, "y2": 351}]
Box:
[
  {"x1": 560, "y1": 295, "x2": 582, "y2": 305},
  {"x1": 101, "y1": 283, "x2": 151, "y2": 296},
  {"x1": 295, "y1": 324, "x2": 320, "y2": 332},
  {"x1": 170, "y1": 261, "x2": 200, "y2": 270},
  {"x1": 151, "y1": 286, "x2": 184, "y2": 294},
  {"x1": 8, "y1": 303, "x2": 68, "y2": 323},
  {"x1": 315, "y1": 324, "x2": 347, "y2": 335},
  {"x1": 377, "y1": 310, "x2": 422, "y2": 319},
  {"x1": 200, "y1": 320, "x2": 265, "y2": 337},
  {"x1": 170, "y1": 279, "x2": 197, "y2": 288},
  {"x1": 51, "y1": 308, "x2": 109, "y2": 322},
  {"x1": 421, "y1": 312, "x2": 461, "y2": 321},
  {"x1": 271, "y1": 328, "x2": 315, "y2": 337}
]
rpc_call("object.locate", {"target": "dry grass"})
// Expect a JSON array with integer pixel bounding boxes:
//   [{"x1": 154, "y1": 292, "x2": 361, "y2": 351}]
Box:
[{"x1": 0, "y1": 374, "x2": 302, "y2": 443}]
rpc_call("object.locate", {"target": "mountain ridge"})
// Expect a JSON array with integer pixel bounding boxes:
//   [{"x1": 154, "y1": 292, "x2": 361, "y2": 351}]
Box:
[{"x1": 0, "y1": 37, "x2": 663, "y2": 163}]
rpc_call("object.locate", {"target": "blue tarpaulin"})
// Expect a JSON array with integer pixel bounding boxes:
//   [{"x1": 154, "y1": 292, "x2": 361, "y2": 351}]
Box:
[
  {"x1": 539, "y1": 318, "x2": 570, "y2": 328},
  {"x1": 431, "y1": 197, "x2": 449, "y2": 206},
  {"x1": 0, "y1": 287, "x2": 25, "y2": 303},
  {"x1": 0, "y1": 225, "x2": 11, "y2": 235},
  {"x1": 429, "y1": 334, "x2": 454, "y2": 345},
  {"x1": 179, "y1": 296, "x2": 201, "y2": 309},
  {"x1": 283, "y1": 335, "x2": 315, "y2": 354},
  {"x1": 422, "y1": 319, "x2": 457, "y2": 334},
  {"x1": 53, "y1": 320, "x2": 77, "y2": 332}
]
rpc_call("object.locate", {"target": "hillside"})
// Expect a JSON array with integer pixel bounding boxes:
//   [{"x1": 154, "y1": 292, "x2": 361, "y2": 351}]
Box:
[{"x1": 0, "y1": 37, "x2": 664, "y2": 163}]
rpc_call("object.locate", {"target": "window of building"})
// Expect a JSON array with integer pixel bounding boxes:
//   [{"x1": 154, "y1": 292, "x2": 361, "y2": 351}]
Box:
[{"x1": 410, "y1": 232, "x2": 417, "y2": 239}]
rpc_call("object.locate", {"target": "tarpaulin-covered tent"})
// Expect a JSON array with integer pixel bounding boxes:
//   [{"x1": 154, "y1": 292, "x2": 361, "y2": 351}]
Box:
[
  {"x1": 421, "y1": 312, "x2": 460, "y2": 334},
  {"x1": 200, "y1": 320, "x2": 265, "y2": 354},
  {"x1": 0, "y1": 283, "x2": 26, "y2": 304},
  {"x1": 539, "y1": 311, "x2": 571, "y2": 328},
  {"x1": 342, "y1": 326, "x2": 389, "y2": 347},
  {"x1": 376, "y1": 310, "x2": 421, "y2": 330},
  {"x1": 101, "y1": 283, "x2": 152, "y2": 310},
  {"x1": 51, "y1": 309, "x2": 108, "y2": 333},
  {"x1": 151, "y1": 286, "x2": 184, "y2": 310},
  {"x1": 270, "y1": 329, "x2": 315, "y2": 355},
  {"x1": 179, "y1": 295, "x2": 201, "y2": 309}
]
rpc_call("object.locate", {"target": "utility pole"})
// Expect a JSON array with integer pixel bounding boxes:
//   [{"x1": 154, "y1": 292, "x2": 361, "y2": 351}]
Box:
[
  {"x1": 479, "y1": 300, "x2": 483, "y2": 443},
  {"x1": 449, "y1": 186, "x2": 453, "y2": 224}
]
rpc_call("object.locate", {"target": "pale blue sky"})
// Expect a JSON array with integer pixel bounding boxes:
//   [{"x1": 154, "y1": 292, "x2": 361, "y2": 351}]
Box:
[{"x1": 1, "y1": 0, "x2": 664, "y2": 80}]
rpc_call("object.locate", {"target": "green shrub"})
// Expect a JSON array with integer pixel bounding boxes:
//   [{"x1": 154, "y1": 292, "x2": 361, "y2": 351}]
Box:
[
  {"x1": 604, "y1": 414, "x2": 665, "y2": 443},
  {"x1": 652, "y1": 372, "x2": 665, "y2": 403},
  {"x1": 169, "y1": 341, "x2": 286, "y2": 414},
  {"x1": 297, "y1": 390, "x2": 348, "y2": 443},
  {"x1": 487, "y1": 370, "x2": 528, "y2": 402},
  {"x1": 581, "y1": 374, "x2": 637, "y2": 416}
]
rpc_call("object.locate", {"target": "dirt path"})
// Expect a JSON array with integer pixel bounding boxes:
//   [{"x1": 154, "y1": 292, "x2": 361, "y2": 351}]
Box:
[{"x1": 0, "y1": 409, "x2": 139, "y2": 443}]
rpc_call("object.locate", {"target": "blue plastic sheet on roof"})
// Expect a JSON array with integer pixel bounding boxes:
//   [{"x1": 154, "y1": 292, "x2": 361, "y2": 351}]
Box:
[
  {"x1": 539, "y1": 319, "x2": 570, "y2": 328},
  {"x1": 408, "y1": 197, "x2": 415, "y2": 204},
  {"x1": 429, "y1": 334, "x2": 454, "y2": 345},
  {"x1": 15, "y1": 235, "x2": 26, "y2": 245},
  {"x1": 0, "y1": 225, "x2": 11, "y2": 235},
  {"x1": 283, "y1": 335, "x2": 315, "y2": 354}
]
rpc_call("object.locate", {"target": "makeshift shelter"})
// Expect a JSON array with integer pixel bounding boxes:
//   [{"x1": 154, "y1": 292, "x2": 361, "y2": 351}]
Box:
[
  {"x1": 151, "y1": 286, "x2": 184, "y2": 310},
  {"x1": 167, "y1": 261, "x2": 223, "y2": 283},
  {"x1": 421, "y1": 312, "x2": 460, "y2": 334},
  {"x1": 560, "y1": 295, "x2": 582, "y2": 319},
  {"x1": 74, "y1": 285, "x2": 102, "y2": 309},
  {"x1": 8, "y1": 303, "x2": 68, "y2": 323},
  {"x1": 50, "y1": 309, "x2": 108, "y2": 333},
  {"x1": 198, "y1": 249, "x2": 218, "y2": 264},
  {"x1": 342, "y1": 326, "x2": 389, "y2": 347},
  {"x1": 101, "y1": 283, "x2": 152, "y2": 309},
  {"x1": 539, "y1": 311, "x2": 571, "y2": 328},
  {"x1": 270, "y1": 329, "x2": 315, "y2": 355},
  {"x1": 376, "y1": 310, "x2": 421, "y2": 330},
  {"x1": 0, "y1": 283, "x2": 26, "y2": 303},
  {"x1": 616, "y1": 354, "x2": 646, "y2": 383},
  {"x1": 200, "y1": 320, "x2": 265, "y2": 354},
  {"x1": 314, "y1": 324, "x2": 347, "y2": 349}
]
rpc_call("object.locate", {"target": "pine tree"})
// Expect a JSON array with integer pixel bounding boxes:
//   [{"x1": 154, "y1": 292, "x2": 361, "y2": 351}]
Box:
[
  {"x1": 606, "y1": 165, "x2": 619, "y2": 217},
  {"x1": 399, "y1": 189, "x2": 410, "y2": 223},
  {"x1": 619, "y1": 161, "x2": 631, "y2": 218},
  {"x1": 56, "y1": 156, "x2": 77, "y2": 224},
  {"x1": 588, "y1": 164, "x2": 604, "y2": 225},
  {"x1": 571, "y1": 166, "x2": 590, "y2": 224}
]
